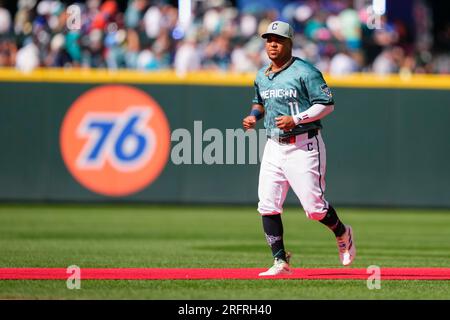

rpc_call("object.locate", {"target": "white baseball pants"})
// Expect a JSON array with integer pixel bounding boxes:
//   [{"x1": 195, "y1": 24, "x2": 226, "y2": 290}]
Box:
[{"x1": 258, "y1": 130, "x2": 329, "y2": 220}]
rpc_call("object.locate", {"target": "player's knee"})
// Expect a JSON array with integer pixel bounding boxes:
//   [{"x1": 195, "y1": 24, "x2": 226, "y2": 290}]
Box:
[
  {"x1": 301, "y1": 200, "x2": 328, "y2": 220},
  {"x1": 259, "y1": 211, "x2": 281, "y2": 216},
  {"x1": 258, "y1": 207, "x2": 282, "y2": 216},
  {"x1": 258, "y1": 201, "x2": 283, "y2": 215},
  {"x1": 304, "y1": 209, "x2": 327, "y2": 221}
]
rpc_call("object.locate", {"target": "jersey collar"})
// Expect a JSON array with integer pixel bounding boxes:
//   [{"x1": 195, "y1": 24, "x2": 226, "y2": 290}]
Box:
[{"x1": 264, "y1": 56, "x2": 295, "y2": 77}]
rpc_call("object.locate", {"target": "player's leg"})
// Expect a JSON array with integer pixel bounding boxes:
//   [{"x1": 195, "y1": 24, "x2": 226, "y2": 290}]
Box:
[
  {"x1": 283, "y1": 131, "x2": 356, "y2": 265},
  {"x1": 283, "y1": 131, "x2": 329, "y2": 221},
  {"x1": 257, "y1": 139, "x2": 291, "y2": 275},
  {"x1": 319, "y1": 205, "x2": 345, "y2": 237},
  {"x1": 258, "y1": 139, "x2": 290, "y2": 261},
  {"x1": 261, "y1": 214, "x2": 287, "y2": 261}
]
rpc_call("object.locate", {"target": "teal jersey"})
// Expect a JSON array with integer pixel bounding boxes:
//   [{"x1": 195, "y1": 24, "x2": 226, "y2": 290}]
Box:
[{"x1": 252, "y1": 57, "x2": 334, "y2": 138}]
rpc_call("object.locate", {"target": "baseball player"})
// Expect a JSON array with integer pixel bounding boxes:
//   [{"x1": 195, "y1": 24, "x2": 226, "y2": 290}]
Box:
[{"x1": 242, "y1": 21, "x2": 356, "y2": 276}]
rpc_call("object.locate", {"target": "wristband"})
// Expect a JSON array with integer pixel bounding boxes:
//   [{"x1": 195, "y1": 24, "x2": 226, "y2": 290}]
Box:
[
  {"x1": 250, "y1": 109, "x2": 263, "y2": 120},
  {"x1": 293, "y1": 112, "x2": 310, "y2": 125}
]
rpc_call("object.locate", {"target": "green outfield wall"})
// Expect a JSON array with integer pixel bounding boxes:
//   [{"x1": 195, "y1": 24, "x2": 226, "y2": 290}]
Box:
[{"x1": 0, "y1": 70, "x2": 449, "y2": 207}]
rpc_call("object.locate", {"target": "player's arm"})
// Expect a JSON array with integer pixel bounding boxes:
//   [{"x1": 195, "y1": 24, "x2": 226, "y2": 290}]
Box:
[
  {"x1": 277, "y1": 68, "x2": 335, "y2": 130},
  {"x1": 297, "y1": 69, "x2": 335, "y2": 124},
  {"x1": 243, "y1": 104, "x2": 265, "y2": 130},
  {"x1": 244, "y1": 79, "x2": 265, "y2": 130},
  {"x1": 292, "y1": 103, "x2": 334, "y2": 125},
  {"x1": 276, "y1": 103, "x2": 334, "y2": 131}
]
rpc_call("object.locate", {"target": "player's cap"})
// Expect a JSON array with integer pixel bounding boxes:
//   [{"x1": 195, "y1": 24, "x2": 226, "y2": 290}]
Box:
[{"x1": 261, "y1": 21, "x2": 294, "y2": 40}]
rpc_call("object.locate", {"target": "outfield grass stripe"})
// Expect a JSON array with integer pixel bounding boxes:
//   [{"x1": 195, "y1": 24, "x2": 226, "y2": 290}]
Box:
[{"x1": 1, "y1": 268, "x2": 449, "y2": 280}]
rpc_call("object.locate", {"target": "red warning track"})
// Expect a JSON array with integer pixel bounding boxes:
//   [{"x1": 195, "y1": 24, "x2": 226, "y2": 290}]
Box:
[{"x1": 1, "y1": 268, "x2": 449, "y2": 280}]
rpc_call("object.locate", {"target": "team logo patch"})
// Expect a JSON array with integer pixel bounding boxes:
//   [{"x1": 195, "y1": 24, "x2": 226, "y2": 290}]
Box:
[
  {"x1": 265, "y1": 233, "x2": 282, "y2": 246},
  {"x1": 60, "y1": 85, "x2": 170, "y2": 197},
  {"x1": 320, "y1": 84, "x2": 332, "y2": 98}
]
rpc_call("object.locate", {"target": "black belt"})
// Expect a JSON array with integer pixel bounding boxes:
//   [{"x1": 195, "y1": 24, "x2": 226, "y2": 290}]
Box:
[{"x1": 271, "y1": 129, "x2": 318, "y2": 145}]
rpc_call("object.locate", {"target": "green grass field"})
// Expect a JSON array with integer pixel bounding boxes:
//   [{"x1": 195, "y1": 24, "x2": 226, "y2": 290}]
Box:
[{"x1": 0, "y1": 204, "x2": 449, "y2": 299}]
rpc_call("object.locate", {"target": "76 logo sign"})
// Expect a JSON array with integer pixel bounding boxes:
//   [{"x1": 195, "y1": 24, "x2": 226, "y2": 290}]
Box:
[
  {"x1": 76, "y1": 107, "x2": 155, "y2": 172},
  {"x1": 60, "y1": 85, "x2": 170, "y2": 196}
]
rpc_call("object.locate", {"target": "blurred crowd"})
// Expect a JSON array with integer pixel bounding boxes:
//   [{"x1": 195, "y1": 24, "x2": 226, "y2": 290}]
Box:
[{"x1": 0, "y1": 0, "x2": 448, "y2": 74}]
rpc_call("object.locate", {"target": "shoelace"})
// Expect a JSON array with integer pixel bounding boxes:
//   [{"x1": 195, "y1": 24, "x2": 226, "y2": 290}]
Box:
[
  {"x1": 272, "y1": 263, "x2": 287, "y2": 272},
  {"x1": 272, "y1": 259, "x2": 288, "y2": 269},
  {"x1": 337, "y1": 238, "x2": 348, "y2": 253}
]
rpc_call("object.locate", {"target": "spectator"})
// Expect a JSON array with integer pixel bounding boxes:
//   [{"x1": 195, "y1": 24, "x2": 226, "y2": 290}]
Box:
[
  {"x1": 0, "y1": 39, "x2": 16, "y2": 67},
  {"x1": 16, "y1": 38, "x2": 39, "y2": 72},
  {"x1": 0, "y1": 4, "x2": 11, "y2": 35},
  {"x1": 329, "y1": 50, "x2": 359, "y2": 75},
  {"x1": 174, "y1": 35, "x2": 201, "y2": 76},
  {"x1": 372, "y1": 47, "x2": 398, "y2": 75},
  {"x1": 202, "y1": 33, "x2": 232, "y2": 70},
  {"x1": 0, "y1": 0, "x2": 447, "y2": 75},
  {"x1": 45, "y1": 32, "x2": 73, "y2": 67},
  {"x1": 338, "y1": 2, "x2": 361, "y2": 50}
]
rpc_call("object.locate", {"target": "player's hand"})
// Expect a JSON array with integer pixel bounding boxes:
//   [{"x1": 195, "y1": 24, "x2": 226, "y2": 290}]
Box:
[
  {"x1": 275, "y1": 116, "x2": 295, "y2": 131},
  {"x1": 243, "y1": 115, "x2": 257, "y2": 130}
]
